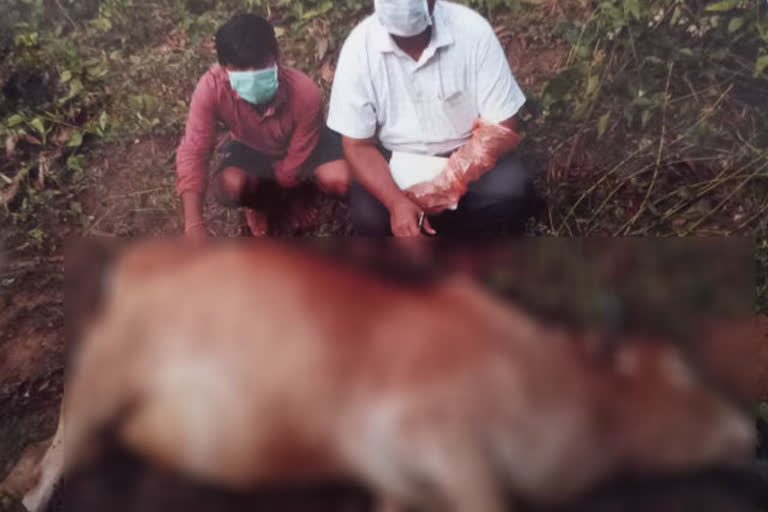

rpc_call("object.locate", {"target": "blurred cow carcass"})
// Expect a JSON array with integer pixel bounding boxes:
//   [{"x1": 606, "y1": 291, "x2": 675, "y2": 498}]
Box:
[{"x1": 5, "y1": 237, "x2": 762, "y2": 512}]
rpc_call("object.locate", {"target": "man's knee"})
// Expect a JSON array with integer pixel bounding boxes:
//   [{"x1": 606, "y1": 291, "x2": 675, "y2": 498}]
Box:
[
  {"x1": 464, "y1": 155, "x2": 532, "y2": 211},
  {"x1": 349, "y1": 183, "x2": 391, "y2": 236},
  {"x1": 214, "y1": 166, "x2": 249, "y2": 207},
  {"x1": 315, "y1": 160, "x2": 350, "y2": 196},
  {"x1": 486, "y1": 155, "x2": 531, "y2": 201}
]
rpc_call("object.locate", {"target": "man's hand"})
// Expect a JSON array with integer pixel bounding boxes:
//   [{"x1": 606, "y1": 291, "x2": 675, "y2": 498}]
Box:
[
  {"x1": 341, "y1": 135, "x2": 437, "y2": 237},
  {"x1": 389, "y1": 198, "x2": 437, "y2": 237}
]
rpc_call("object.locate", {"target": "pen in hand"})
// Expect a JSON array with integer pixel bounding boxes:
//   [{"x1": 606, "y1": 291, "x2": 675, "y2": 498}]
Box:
[{"x1": 417, "y1": 211, "x2": 437, "y2": 236}]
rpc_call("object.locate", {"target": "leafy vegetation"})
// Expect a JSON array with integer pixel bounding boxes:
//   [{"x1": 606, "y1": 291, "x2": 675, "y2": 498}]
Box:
[{"x1": 516, "y1": 0, "x2": 768, "y2": 310}]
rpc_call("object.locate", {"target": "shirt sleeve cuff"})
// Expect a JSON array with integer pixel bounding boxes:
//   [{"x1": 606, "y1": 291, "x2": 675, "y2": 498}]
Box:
[
  {"x1": 327, "y1": 117, "x2": 376, "y2": 141},
  {"x1": 482, "y1": 97, "x2": 527, "y2": 125}
]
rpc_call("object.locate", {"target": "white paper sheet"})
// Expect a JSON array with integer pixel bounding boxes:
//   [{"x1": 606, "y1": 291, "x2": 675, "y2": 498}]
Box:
[{"x1": 389, "y1": 151, "x2": 458, "y2": 210}]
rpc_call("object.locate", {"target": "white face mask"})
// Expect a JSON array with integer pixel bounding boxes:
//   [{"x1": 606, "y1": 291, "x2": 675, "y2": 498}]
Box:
[{"x1": 374, "y1": 0, "x2": 432, "y2": 38}]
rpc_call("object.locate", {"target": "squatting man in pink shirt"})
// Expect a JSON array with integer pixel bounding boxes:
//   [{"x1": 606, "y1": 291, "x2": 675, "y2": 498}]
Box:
[{"x1": 176, "y1": 14, "x2": 350, "y2": 238}]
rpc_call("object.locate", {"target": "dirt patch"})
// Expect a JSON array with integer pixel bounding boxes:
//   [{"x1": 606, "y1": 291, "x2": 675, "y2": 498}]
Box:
[
  {"x1": 77, "y1": 136, "x2": 182, "y2": 238},
  {"x1": 0, "y1": 439, "x2": 51, "y2": 498},
  {"x1": 0, "y1": 266, "x2": 63, "y2": 387},
  {"x1": 493, "y1": 8, "x2": 571, "y2": 95},
  {"x1": 506, "y1": 37, "x2": 569, "y2": 93},
  {"x1": 0, "y1": 261, "x2": 64, "y2": 481},
  {"x1": 0, "y1": 327, "x2": 59, "y2": 389},
  {"x1": 0, "y1": 367, "x2": 62, "y2": 482}
]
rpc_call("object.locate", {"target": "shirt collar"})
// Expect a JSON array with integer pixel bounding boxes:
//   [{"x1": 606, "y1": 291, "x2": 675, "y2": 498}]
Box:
[{"x1": 371, "y1": 1, "x2": 454, "y2": 57}]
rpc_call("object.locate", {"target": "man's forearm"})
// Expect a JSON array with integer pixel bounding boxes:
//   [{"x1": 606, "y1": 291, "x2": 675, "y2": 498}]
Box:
[
  {"x1": 343, "y1": 138, "x2": 407, "y2": 210},
  {"x1": 181, "y1": 192, "x2": 204, "y2": 225},
  {"x1": 499, "y1": 115, "x2": 521, "y2": 154},
  {"x1": 500, "y1": 116, "x2": 517, "y2": 133}
]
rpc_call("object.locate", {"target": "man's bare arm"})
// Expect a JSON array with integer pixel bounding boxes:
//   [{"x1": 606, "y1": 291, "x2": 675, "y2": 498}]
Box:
[
  {"x1": 500, "y1": 115, "x2": 517, "y2": 133},
  {"x1": 181, "y1": 191, "x2": 208, "y2": 241},
  {"x1": 342, "y1": 136, "x2": 434, "y2": 236},
  {"x1": 342, "y1": 136, "x2": 404, "y2": 209},
  {"x1": 182, "y1": 192, "x2": 205, "y2": 227}
]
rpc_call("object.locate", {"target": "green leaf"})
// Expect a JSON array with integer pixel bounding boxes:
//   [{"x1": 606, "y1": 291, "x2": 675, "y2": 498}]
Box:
[
  {"x1": 69, "y1": 79, "x2": 84, "y2": 97},
  {"x1": 66, "y1": 154, "x2": 85, "y2": 173},
  {"x1": 670, "y1": 6, "x2": 681, "y2": 25},
  {"x1": 597, "y1": 113, "x2": 610, "y2": 138},
  {"x1": 60, "y1": 78, "x2": 84, "y2": 103},
  {"x1": 679, "y1": 48, "x2": 694, "y2": 56},
  {"x1": 301, "y1": 0, "x2": 332, "y2": 20},
  {"x1": 543, "y1": 68, "x2": 581, "y2": 102},
  {"x1": 727, "y1": 17, "x2": 744, "y2": 33},
  {"x1": 754, "y1": 55, "x2": 768, "y2": 77},
  {"x1": 67, "y1": 130, "x2": 83, "y2": 147},
  {"x1": 624, "y1": 0, "x2": 640, "y2": 20},
  {"x1": 99, "y1": 111, "x2": 109, "y2": 132},
  {"x1": 28, "y1": 228, "x2": 45, "y2": 242},
  {"x1": 704, "y1": 0, "x2": 738, "y2": 12},
  {"x1": 29, "y1": 117, "x2": 46, "y2": 138},
  {"x1": 641, "y1": 110, "x2": 652, "y2": 129},
  {"x1": 60, "y1": 70, "x2": 72, "y2": 83},
  {"x1": 586, "y1": 74, "x2": 600, "y2": 96},
  {"x1": 92, "y1": 16, "x2": 112, "y2": 32},
  {"x1": 7, "y1": 114, "x2": 25, "y2": 127},
  {"x1": 86, "y1": 64, "x2": 108, "y2": 79}
]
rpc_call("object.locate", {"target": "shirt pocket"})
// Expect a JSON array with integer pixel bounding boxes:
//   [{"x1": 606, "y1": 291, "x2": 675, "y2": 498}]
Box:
[{"x1": 440, "y1": 89, "x2": 477, "y2": 138}]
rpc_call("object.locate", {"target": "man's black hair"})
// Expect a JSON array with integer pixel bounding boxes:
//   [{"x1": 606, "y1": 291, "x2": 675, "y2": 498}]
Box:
[{"x1": 215, "y1": 13, "x2": 278, "y2": 68}]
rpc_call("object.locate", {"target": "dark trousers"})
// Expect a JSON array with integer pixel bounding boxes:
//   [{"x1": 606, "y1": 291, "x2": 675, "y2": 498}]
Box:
[{"x1": 349, "y1": 152, "x2": 534, "y2": 237}]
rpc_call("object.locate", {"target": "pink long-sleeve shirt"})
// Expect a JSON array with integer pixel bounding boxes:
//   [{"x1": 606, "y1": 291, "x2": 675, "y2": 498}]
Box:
[{"x1": 175, "y1": 64, "x2": 324, "y2": 197}]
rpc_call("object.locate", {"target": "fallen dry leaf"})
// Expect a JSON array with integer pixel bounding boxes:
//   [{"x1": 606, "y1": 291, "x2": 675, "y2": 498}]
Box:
[
  {"x1": 20, "y1": 134, "x2": 42, "y2": 146},
  {"x1": 5, "y1": 135, "x2": 18, "y2": 158},
  {"x1": 36, "y1": 153, "x2": 48, "y2": 190},
  {"x1": 0, "y1": 170, "x2": 26, "y2": 208},
  {"x1": 321, "y1": 60, "x2": 335, "y2": 84},
  {"x1": 0, "y1": 438, "x2": 53, "y2": 498},
  {"x1": 51, "y1": 126, "x2": 74, "y2": 146},
  {"x1": 316, "y1": 37, "x2": 330, "y2": 63}
]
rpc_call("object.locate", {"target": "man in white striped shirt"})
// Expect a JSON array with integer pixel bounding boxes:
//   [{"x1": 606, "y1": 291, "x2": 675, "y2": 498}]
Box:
[{"x1": 328, "y1": 0, "x2": 533, "y2": 236}]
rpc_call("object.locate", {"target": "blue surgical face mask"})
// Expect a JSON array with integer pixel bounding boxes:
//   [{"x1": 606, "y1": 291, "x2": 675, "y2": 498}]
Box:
[
  {"x1": 227, "y1": 65, "x2": 278, "y2": 106},
  {"x1": 375, "y1": 0, "x2": 432, "y2": 37}
]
